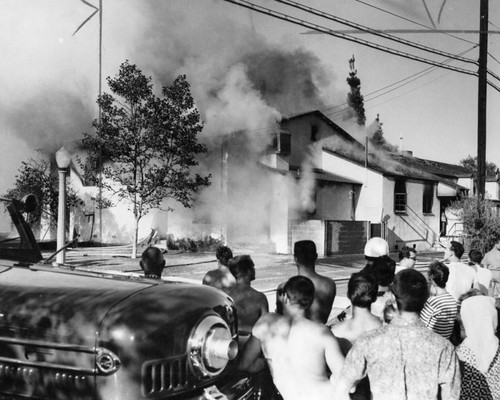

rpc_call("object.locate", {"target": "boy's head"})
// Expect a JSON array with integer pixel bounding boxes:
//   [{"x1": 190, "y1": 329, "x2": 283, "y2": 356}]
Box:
[
  {"x1": 362, "y1": 255, "x2": 396, "y2": 288},
  {"x1": 468, "y1": 249, "x2": 483, "y2": 265},
  {"x1": 293, "y1": 240, "x2": 317, "y2": 267},
  {"x1": 283, "y1": 275, "x2": 315, "y2": 310},
  {"x1": 428, "y1": 261, "x2": 449, "y2": 289},
  {"x1": 228, "y1": 255, "x2": 255, "y2": 281},
  {"x1": 216, "y1": 246, "x2": 233, "y2": 267},
  {"x1": 391, "y1": 269, "x2": 429, "y2": 313},
  {"x1": 347, "y1": 272, "x2": 378, "y2": 308},
  {"x1": 449, "y1": 241, "x2": 464, "y2": 259}
]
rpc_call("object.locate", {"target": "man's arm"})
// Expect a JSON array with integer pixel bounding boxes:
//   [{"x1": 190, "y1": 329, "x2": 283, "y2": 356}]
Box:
[
  {"x1": 238, "y1": 335, "x2": 266, "y2": 373},
  {"x1": 438, "y1": 343, "x2": 461, "y2": 400},
  {"x1": 332, "y1": 338, "x2": 368, "y2": 399},
  {"x1": 323, "y1": 329, "x2": 345, "y2": 384},
  {"x1": 259, "y1": 292, "x2": 269, "y2": 315},
  {"x1": 420, "y1": 300, "x2": 436, "y2": 329}
]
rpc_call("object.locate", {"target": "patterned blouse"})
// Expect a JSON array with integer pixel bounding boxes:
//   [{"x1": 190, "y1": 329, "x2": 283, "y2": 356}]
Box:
[
  {"x1": 340, "y1": 318, "x2": 461, "y2": 400},
  {"x1": 456, "y1": 344, "x2": 500, "y2": 400}
]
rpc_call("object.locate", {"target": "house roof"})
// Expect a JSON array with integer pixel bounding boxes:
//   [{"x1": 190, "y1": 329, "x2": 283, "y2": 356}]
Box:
[
  {"x1": 284, "y1": 110, "x2": 473, "y2": 191},
  {"x1": 258, "y1": 162, "x2": 363, "y2": 185},
  {"x1": 390, "y1": 153, "x2": 474, "y2": 179},
  {"x1": 284, "y1": 110, "x2": 363, "y2": 148}
]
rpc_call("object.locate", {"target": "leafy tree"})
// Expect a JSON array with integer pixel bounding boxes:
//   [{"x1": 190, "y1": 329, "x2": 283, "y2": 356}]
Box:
[
  {"x1": 4, "y1": 156, "x2": 81, "y2": 236},
  {"x1": 81, "y1": 61, "x2": 211, "y2": 258},
  {"x1": 449, "y1": 195, "x2": 500, "y2": 255},
  {"x1": 459, "y1": 155, "x2": 498, "y2": 178}
]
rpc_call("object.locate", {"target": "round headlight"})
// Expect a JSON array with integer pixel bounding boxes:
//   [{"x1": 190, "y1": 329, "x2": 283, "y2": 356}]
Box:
[{"x1": 188, "y1": 315, "x2": 238, "y2": 377}]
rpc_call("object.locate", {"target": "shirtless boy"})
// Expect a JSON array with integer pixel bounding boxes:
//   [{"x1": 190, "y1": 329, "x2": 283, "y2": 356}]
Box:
[
  {"x1": 227, "y1": 255, "x2": 269, "y2": 334},
  {"x1": 239, "y1": 276, "x2": 344, "y2": 400},
  {"x1": 202, "y1": 245, "x2": 236, "y2": 291},
  {"x1": 293, "y1": 240, "x2": 336, "y2": 324}
]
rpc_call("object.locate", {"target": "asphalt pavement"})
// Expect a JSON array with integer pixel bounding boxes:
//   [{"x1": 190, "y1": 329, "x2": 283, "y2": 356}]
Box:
[{"x1": 60, "y1": 245, "x2": 445, "y2": 320}]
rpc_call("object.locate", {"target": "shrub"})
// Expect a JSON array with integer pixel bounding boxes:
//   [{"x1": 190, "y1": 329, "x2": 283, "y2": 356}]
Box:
[
  {"x1": 449, "y1": 196, "x2": 500, "y2": 254},
  {"x1": 167, "y1": 234, "x2": 224, "y2": 253}
]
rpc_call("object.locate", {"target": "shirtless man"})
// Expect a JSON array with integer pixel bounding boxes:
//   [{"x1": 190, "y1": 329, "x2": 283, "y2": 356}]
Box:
[
  {"x1": 239, "y1": 276, "x2": 344, "y2": 400},
  {"x1": 227, "y1": 255, "x2": 269, "y2": 334},
  {"x1": 292, "y1": 240, "x2": 336, "y2": 324},
  {"x1": 202, "y1": 246, "x2": 236, "y2": 291}
]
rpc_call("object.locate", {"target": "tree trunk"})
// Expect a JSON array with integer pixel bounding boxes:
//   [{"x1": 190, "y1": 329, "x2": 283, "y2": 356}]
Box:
[{"x1": 131, "y1": 216, "x2": 139, "y2": 259}]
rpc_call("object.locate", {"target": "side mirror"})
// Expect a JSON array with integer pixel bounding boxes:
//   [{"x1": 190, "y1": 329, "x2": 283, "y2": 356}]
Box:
[{"x1": 21, "y1": 195, "x2": 38, "y2": 213}]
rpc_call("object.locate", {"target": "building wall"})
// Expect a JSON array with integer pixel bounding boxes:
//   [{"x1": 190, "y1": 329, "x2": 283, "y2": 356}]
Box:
[
  {"x1": 384, "y1": 178, "x2": 440, "y2": 251},
  {"x1": 315, "y1": 182, "x2": 355, "y2": 221},
  {"x1": 288, "y1": 219, "x2": 325, "y2": 256},
  {"x1": 269, "y1": 174, "x2": 290, "y2": 254},
  {"x1": 321, "y1": 151, "x2": 384, "y2": 222},
  {"x1": 486, "y1": 181, "x2": 500, "y2": 201},
  {"x1": 326, "y1": 221, "x2": 368, "y2": 255}
]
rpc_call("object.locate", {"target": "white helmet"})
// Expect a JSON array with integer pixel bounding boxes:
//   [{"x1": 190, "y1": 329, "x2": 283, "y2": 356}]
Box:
[{"x1": 364, "y1": 237, "x2": 389, "y2": 258}]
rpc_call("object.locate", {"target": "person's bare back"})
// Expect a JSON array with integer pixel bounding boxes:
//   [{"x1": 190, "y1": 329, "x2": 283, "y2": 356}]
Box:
[
  {"x1": 301, "y1": 271, "x2": 336, "y2": 324},
  {"x1": 239, "y1": 276, "x2": 344, "y2": 400},
  {"x1": 293, "y1": 240, "x2": 336, "y2": 324},
  {"x1": 202, "y1": 266, "x2": 235, "y2": 291},
  {"x1": 227, "y1": 282, "x2": 268, "y2": 333}
]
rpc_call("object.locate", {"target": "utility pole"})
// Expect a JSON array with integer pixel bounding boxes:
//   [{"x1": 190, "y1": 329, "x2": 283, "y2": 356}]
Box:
[{"x1": 477, "y1": 0, "x2": 488, "y2": 198}]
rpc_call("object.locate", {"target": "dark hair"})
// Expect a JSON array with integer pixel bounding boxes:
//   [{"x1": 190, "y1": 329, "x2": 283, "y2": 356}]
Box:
[
  {"x1": 283, "y1": 276, "x2": 315, "y2": 310},
  {"x1": 468, "y1": 249, "x2": 483, "y2": 264},
  {"x1": 216, "y1": 246, "x2": 233, "y2": 266},
  {"x1": 391, "y1": 269, "x2": 429, "y2": 313},
  {"x1": 228, "y1": 255, "x2": 255, "y2": 280},
  {"x1": 362, "y1": 255, "x2": 396, "y2": 287},
  {"x1": 398, "y1": 246, "x2": 417, "y2": 261},
  {"x1": 348, "y1": 272, "x2": 378, "y2": 308},
  {"x1": 450, "y1": 241, "x2": 464, "y2": 259},
  {"x1": 140, "y1": 246, "x2": 165, "y2": 276},
  {"x1": 428, "y1": 261, "x2": 449, "y2": 288},
  {"x1": 458, "y1": 288, "x2": 485, "y2": 303},
  {"x1": 294, "y1": 240, "x2": 317, "y2": 266}
]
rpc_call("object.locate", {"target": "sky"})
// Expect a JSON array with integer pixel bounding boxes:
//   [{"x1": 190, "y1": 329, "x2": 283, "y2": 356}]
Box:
[{"x1": 1, "y1": 0, "x2": 499, "y2": 193}]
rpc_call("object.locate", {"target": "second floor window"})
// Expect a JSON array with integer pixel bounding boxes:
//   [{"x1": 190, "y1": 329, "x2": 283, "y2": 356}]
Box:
[{"x1": 394, "y1": 180, "x2": 407, "y2": 213}]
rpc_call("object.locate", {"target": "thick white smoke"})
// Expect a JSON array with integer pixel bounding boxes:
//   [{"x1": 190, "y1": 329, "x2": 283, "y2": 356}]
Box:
[{"x1": 1, "y1": 0, "x2": 349, "y2": 243}]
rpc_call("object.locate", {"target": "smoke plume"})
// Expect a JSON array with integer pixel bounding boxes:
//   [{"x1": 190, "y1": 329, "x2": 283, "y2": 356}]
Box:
[{"x1": 2, "y1": 0, "x2": 347, "y2": 242}]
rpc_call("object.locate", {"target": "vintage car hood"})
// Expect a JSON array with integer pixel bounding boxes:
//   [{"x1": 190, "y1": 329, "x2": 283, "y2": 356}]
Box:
[
  {"x1": 0, "y1": 266, "x2": 156, "y2": 347},
  {"x1": 0, "y1": 266, "x2": 234, "y2": 349}
]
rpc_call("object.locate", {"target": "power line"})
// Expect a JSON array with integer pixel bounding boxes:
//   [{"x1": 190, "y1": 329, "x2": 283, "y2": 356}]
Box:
[
  {"x1": 349, "y1": 0, "x2": 500, "y2": 71},
  {"x1": 303, "y1": 29, "x2": 499, "y2": 35},
  {"x1": 489, "y1": 20, "x2": 500, "y2": 31},
  {"x1": 274, "y1": 0, "x2": 477, "y2": 65},
  {"x1": 224, "y1": 0, "x2": 500, "y2": 93},
  {"x1": 352, "y1": 0, "x2": 477, "y2": 46},
  {"x1": 223, "y1": 0, "x2": 479, "y2": 77}
]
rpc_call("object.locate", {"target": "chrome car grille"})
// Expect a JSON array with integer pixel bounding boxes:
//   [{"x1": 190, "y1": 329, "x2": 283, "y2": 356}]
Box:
[{"x1": 142, "y1": 355, "x2": 189, "y2": 396}]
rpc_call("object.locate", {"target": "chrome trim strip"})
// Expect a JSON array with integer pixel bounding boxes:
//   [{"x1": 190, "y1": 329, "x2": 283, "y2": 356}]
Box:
[
  {"x1": 0, "y1": 357, "x2": 97, "y2": 374},
  {"x1": 0, "y1": 336, "x2": 97, "y2": 353}
]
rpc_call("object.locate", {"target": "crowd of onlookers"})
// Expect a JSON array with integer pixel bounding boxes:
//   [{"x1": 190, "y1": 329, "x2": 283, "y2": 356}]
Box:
[{"x1": 140, "y1": 236, "x2": 500, "y2": 400}]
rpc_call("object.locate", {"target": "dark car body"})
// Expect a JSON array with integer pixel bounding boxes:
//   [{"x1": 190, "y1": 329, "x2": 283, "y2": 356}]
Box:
[{"x1": 0, "y1": 197, "x2": 255, "y2": 400}]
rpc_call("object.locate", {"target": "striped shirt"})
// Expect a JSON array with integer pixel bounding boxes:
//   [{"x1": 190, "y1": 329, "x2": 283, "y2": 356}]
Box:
[{"x1": 420, "y1": 293, "x2": 458, "y2": 339}]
